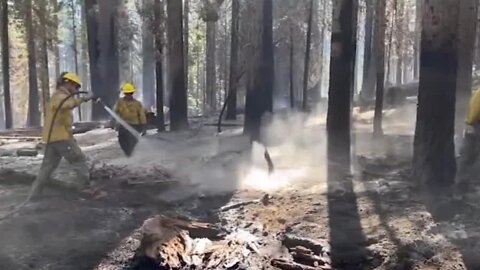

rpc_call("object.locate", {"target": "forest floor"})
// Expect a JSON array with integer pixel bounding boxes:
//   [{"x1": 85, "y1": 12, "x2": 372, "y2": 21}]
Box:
[{"x1": 0, "y1": 104, "x2": 479, "y2": 269}]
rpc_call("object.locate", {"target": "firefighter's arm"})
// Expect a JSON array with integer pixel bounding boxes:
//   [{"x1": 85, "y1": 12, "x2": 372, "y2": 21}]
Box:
[
  {"x1": 138, "y1": 104, "x2": 147, "y2": 125},
  {"x1": 54, "y1": 95, "x2": 82, "y2": 111}
]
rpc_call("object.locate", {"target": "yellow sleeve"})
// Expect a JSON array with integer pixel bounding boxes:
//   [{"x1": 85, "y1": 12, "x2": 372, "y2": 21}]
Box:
[
  {"x1": 114, "y1": 100, "x2": 120, "y2": 114},
  {"x1": 137, "y1": 102, "x2": 147, "y2": 125},
  {"x1": 52, "y1": 95, "x2": 82, "y2": 111},
  {"x1": 467, "y1": 91, "x2": 480, "y2": 125}
]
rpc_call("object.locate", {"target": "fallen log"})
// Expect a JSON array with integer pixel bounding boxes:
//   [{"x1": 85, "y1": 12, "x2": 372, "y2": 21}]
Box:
[
  {"x1": 283, "y1": 234, "x2": 330, "y2": 256},
  {"x1": 271, "y1": 258, "x2": 321, "y2": 270},
  {"x1": 16, "y1": 148, "x2": 39, "y2": 157}
]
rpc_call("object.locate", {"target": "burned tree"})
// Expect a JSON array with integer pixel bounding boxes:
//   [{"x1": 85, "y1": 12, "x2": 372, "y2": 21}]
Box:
[
  {"x1": 167, "y1": 0, "x2": 188, "y2": 130},
  {"x1": 226, "y1": 0, "x2": 240, "y2": 120},
  {"x1": 373, "y1": 0, "x2": 386, "y2": 136},
  {"x1": 154, "y1": 0, "x2": 165, "y2": 132},
  {"x1": 26, "y1": 0, "x2": 40, "y2": 127},
  {"x1": 413, "y1": 0, "x2": 459, "y2": 188},
  {"x1": 244, "y1": 0, "x2": 274, "y2": 141},
  {"x1": 302, "y1": 0, "x2": 315, "y2": 111},
  {"x1": 326, "y1": 0, "x2": 357, "y2": 167},
  {"x1": 142, "y1": 0, "x2": 156, "y2": 110},
  {"x1": 1, "y1": 0, "x2": 12, "y2": 129}
]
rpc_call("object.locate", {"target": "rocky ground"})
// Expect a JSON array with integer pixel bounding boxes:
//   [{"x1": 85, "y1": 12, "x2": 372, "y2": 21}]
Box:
[{"x1": 1, "y1": 106, "x2": 480, "y2": 269}]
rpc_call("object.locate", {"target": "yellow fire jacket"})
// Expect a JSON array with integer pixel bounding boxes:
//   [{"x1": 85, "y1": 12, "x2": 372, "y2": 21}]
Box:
[
  {"x1": 114, "y1": 98, "x2": 147, "y2": 125},
  {"x1": 42, "y1": 87, "x2": 83, "y2": 143},
  {"x1": 466, "y1": 90, "x2": 480, "y2": 125}
]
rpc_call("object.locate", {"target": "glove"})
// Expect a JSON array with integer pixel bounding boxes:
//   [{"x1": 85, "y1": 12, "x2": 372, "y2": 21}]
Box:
[{"x1": 82, "y1": 94, "x2": 99, "y2": 103}]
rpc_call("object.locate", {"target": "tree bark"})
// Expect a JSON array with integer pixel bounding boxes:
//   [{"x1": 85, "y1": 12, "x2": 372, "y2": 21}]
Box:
[
  {"x1": 226, "y1": 0, "x2": 239, "y2": 120},
  {"x1": 206, "y1": 21, "x2": 217, "y2": 112},
  {"x1": 184, "y1": 0, "x2": 189, "y2": 95},
  {"x1": 1, "y1": 0, "x2": 12, "y2": 129},
  {"x1": 413, "y1": 0, "x2": 459, "y2": 188},
  {"x1": 413, "y1": 0, "x2": 421, "y2": 79},
  {"x1": 80, "y1": 0, "x2": 91, "y2": 120},
  {"x1": 85, "y1": 0, "x2": 103, "y2": 119},
  {"x1": 155, "y1": 0, "x2": 165, "y2": 132},
  {"x1": 327, "y1": 0, "x2": 357, "y2": 168},
  {"x1": 26, "y1": 0, "x2": 40, "y2": 127},
  {"x1": 302, "y1": 0, "x2": 314, "y2": 111},
  {"x1": 51, "y1": 0, "x2": 60, "y2": 79},
  {"x1": 395, "y1": 0, "x2": 404, "y2": 86},
  {"x1": 455, "y1": 0, "x2": 478, "y2": 139},
  {"x1": 244, "y1": 0, "x2": 274, "y2": 141},
  {"x1": 167, "y1": 0, "x2": 189, "y2": 130},
  {"x1": 361, "y1": 0, "x2": 376, "y2": 100},
  {"x1": 290, "y1": 26, "x2": 295, "y2": 109},
  {"x1": 373, "y1": 0, "x2": 386, "y2": 137},
  {"x1": 38, "y1": 0, "x2": 50, "y2": 120},
  {"x1": 91, "y1": 0, "x2": 120, "y2": 120},
  {"x1": 142, "y1": 0, "x2": 156, "y2": 110}
]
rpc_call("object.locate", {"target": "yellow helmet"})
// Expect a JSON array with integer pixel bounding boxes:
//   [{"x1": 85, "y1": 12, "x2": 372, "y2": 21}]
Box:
[
  {"x1": 62, "y1": 72, "x2": 81, "y2": 86},
  {"x1": 122, "y1": 82, "x2": 136, "y2": 94}
]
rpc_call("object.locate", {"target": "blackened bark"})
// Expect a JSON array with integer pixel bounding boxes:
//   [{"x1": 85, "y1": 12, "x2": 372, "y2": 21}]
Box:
[
  {"x1": 413, "y1": 0, "x2": 459, "y2": 188},
  {"x1": 1, "y1": 0, "x2": 12, "y2": 129},
  {"x1": 226, "y1": 0, "x2": 239, "y2": 120},
  {"x1": 85, "y1": 0, "x2": 103, "y2": 119},
  {"x1": 51, "y1": 0, "x2": 60, "y2": 79},
  {"x1": 167, "y1": 0, "x2": 188, "y2": 130},
  {"x1": 39, "y1": 0, "x2": 50, "y2": 119},
  {"x1": 361, "y1": 0, "x2": 376, "y2": 99},
  {"x1": 184, "y1": 0, "x2": 189, "y2": 94},
  {"x1": 373, "y1": 0, "x2": 386, "y2": 137},
  {"x1": 154, "y1": 0, "x2": 165, "y2": 132},
  {"x1": 206, "y1": 21, "x2": 216, "y2": 112},
  {"x1": 326, "y1": 0, "x2": 357, "y2": 167},
  {"x1": 302, "y1": 0, "x2": 314, "y2": 111},
  {"x1": 244, "y1": 0, "x2": 274, "y2": 141},
  {"x1": 290, "y1": 27, "x2": 295, "y2": 109},
  {"x1": 26, "y1": 0, "x2": 40, "y2": 127},
  {"x1": 413, "y1": 0, "x2": 421, "y2": 79},
  {"x1": 142, "y1": 0, "x2": 156, "y2": 109}
]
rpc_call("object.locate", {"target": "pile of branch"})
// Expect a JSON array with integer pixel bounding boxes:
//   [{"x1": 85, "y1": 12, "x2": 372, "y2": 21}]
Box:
[{"x1": 131, "y1": 215, "x2": 265, "y2": 269}]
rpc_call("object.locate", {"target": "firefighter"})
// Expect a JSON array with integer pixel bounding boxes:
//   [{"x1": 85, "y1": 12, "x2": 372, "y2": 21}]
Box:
[
  {"x1": 30, "y1": 72, "x2": 97, "y2": 197},
  {"x1": 113, "y1": 82, "x2": 147, "y2": 157},
  {"x1": 456, "y1": 89, "x2": 480, "y2": 196}
]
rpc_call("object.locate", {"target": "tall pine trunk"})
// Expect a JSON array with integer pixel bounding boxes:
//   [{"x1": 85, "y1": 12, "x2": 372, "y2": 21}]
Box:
[
  {"x1": 327, "y1": 0, "x2": 357, "y2": 168},
  {"x1": 167, "y1": 0, "x2": 188, "y2": 130},
  {"x1": 290, "y1": 27, "x2": 295, "y2": 109},
  {"x1": 244, "y1": 0, "x2": 274, "y2": 141},
  {"x1": 85, "y1": 0, "x2": 103, "y2": 119},
  {"x1": 361, "y1": 0, "x2": 376, "y2": 100},
  {"x1": 51, "y1": 0, "x2": 60, "y2": 79},
  {"x1": 39, "y1": 0, "x2": 50, "y2": 120},
  {"x1": 455, "y1": 0, "x2": 478, "y2": 140},
  {"x1": 226, "y1": 0, "x2": 239, "y2": 120},
  {"x1": 26, "y1": 0, "x2": 40, "y2": 127},
  {"x1": 413, "y1": 0, "x2": 421, "y2": 79},
  {"x1": 155, "y1": 0, "x2": 165, "y2": 132},
  {"x1": 413, "y1": 0, "x2": 459, "y2": 188},
  {"x1": 142, "y1": 0, "x2": 155, "y2": 109},
  {"x1": 1, "y1": 0, "x2": 12, "y2": 129},
  {"x1": 373, "y1": 0, "x2": 386, "y2": 137},
  {"x1": 184, "y1": 0, "x2": 189, "y2": 94},
  {"x1": 206, "y1": 21, "x2": 217, "y2": 112},
  {"x1": 302, "y1": 0, "x2": 314, "y2": 111}
]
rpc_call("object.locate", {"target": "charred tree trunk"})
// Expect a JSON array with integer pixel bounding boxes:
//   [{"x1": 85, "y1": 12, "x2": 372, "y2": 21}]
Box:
[
  {"x1": 184, "y1": 0, "x2": 189, "y2": 94},
  {"x1": 302, "y1": 0, "x2": 314, "y2": 111},
  {"x1": 142, "y1": 0, "x2": 156, "y2": 110},
  {"x1": 327, "y1": 0, "x2": 357, "y2": 168},
  {"x1": 361, "y1": 0, "x2": 376, "y2": 100},
  {"x1": 80, "y1": 0, "x2": 91, "y2": 120},
  {"x1": 155, "y1": 0, "x2": 165, "y2": 132},
  {"x1": 167, "y1": 0, "x2": 188, "y2": 130},
  {"x1": 206, "y1": 21, "x2": 217, "y2": 112},
  {"x1": 38, "y1": 0, "x2": 50, "y2": 120},
  {"x1": 413, "y1": 0, "x2": 459, "y2": 189},
  {"x1": 413, "y1": 0, "x2": 421, "y2": 79},
  {"x1": 395, "y1": 0, "x2": 404, "y2": 86},
  {"x1": 226, "y1": 0, "x2": 239, "y2": 120},
  {"x1": 85, "y1": 0, "x2": 103, "y2": 119},
  {"x1": 69, "y1": 0, "x2": 81, "y2": 121},
  {"x1": 455, "y1": 0, "x2": 478, "y2": 139},
  {"x1": 51, "y1": 0, "x2": 60, "y2": 79},
  {"x1": 244, "y1": 0, "x2": 274, "y2": 141},
  {"x1": 1, "y1": 0, "x2": 12, "y2": 129},
  {"x1": 26, "y1": 0, "x2": 40, "y2": 127},
  {"x1": 290, "y1": 26, "x2": 295, "y2": 109},
  {"x1": 373, "y1": 0, "x2": 386, "y2": 137}
]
